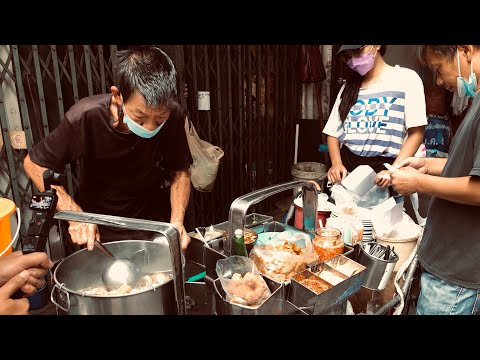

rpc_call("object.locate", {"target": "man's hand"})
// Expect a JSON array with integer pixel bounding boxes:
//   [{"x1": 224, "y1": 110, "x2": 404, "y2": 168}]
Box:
[
  {"x1": 0, "y1": 251, "x2": 53, "y2": 295},
  {"x1": 327, "y1": 163, "x2": 348, "y2": 184},
  {"x1": 395, "y1": 157, "x2": 428, "y2": 174},
  {"x1": 171, "y1": 221, "x2": 191, "y2": 251},
  {"x1": 391, "y1": 166, "x2": 422, "y2": 195},
  {"x1": 68, "y1": 221, "x2": 100, "y2": 251},
  {"x1": 0, "y1": 270, "x2": 31, "y2": 315}
]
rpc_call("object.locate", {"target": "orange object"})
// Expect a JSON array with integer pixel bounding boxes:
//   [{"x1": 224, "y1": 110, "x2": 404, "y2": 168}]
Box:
[
  {"x1": 312, "y1": 228, "x2": 344, "y2": 262},
  {"x1": 0, "y1": 198, "x2": 17, "y2": 256}
]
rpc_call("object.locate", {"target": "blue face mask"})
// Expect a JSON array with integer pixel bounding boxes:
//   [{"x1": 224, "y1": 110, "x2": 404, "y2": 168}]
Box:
[
  {"x1": 122, "y1": 104, "x2": 166, "y2": 139},
  {"x1": 456, "y1": 49, "x2": 478, "y2": 98}
]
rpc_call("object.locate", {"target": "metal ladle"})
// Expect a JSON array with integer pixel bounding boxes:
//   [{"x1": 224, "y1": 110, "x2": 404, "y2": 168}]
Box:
[{"x1": 94, "y1": 240, "x2": 142, "y2": 291}]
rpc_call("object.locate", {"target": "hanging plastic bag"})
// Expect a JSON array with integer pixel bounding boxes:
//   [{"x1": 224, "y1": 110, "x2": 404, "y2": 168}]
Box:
[{"x1": 184, "y1": 116, "x2": 224, "y2": 192}]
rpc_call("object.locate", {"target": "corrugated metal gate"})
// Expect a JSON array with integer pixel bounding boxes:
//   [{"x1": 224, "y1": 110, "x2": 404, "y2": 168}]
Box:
[
  {"x1": 0, "y1": 45, "x2": 117, "y2": 239},
  {"x1": 0, "y1": 44, "x2": 301, "y2": 236},
  {"x1": 183, "y1": 45, "x2": 301, "y2": 226}
]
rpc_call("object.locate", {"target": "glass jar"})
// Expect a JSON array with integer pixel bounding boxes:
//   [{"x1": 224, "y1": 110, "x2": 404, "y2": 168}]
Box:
[{"x1": 312, "y1": 228, "x2": 344, "y2": 262}]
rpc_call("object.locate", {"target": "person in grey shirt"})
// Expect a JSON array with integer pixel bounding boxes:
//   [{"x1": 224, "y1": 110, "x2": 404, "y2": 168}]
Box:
[{"x1": 391, "y1": 45, "x2": 480, "y2": 315}]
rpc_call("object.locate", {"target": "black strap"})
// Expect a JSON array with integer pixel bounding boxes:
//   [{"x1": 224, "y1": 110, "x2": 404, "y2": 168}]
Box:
[{"x1": 340, "y1": 145, "x2": 395, "y2": 173}]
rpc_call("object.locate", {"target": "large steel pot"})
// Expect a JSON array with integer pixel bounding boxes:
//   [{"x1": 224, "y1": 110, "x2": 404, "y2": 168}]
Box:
[{"x1": 51, "y1": 240, "x2": 176, "y2": 315}]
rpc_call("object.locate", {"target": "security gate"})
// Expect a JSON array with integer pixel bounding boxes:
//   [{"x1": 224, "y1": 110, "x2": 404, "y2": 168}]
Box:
[
  {"x1": 0, "y1": 44, "x2": 301, "y2": 236},
  {"x1": 183, "y1": 45, "x2": 301, "y2": 226},
  {"x1": 0, "y1": 45, "x2": 117, "y2": 238}
]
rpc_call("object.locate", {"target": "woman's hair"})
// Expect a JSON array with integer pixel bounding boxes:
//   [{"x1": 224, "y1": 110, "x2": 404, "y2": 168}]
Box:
[
  {"x1": 116, "y1": 46, "x2": 178, "y2": 110},
  {"x1": 338, "y1": 45, "x2": 387, "y2": 122}
]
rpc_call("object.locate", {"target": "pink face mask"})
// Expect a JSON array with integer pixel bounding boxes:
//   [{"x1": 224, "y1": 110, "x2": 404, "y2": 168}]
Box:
[{"x1": 347, "y1": 46, "x2": 377, "y2": 76}]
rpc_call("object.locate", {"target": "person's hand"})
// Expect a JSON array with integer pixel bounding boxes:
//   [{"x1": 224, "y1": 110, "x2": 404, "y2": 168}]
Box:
[
  {"x1": 171, "y1": 221, "x2": 191, "y2": 251},
  {"x1": 0, "y1": 270, "x2": 31, "y2": 315},
  {"x1": 68, "y1": 221, "x2": 100, "y2": 251},
  {"x1": 0, "y1": 251, "x2": 53, "y2": 296},
  {"x1": 391, "y1": 166, "x2": 421, "y2": 195},
  {"x1": 395, "y1": 157, "x2": 428, "y2": 174},
  {"x1": 327, "y1": 163, "x2": 348, "y2": 184},
  {"x1": 375, "y1": 170, "x2": 392, "y2": 188}
]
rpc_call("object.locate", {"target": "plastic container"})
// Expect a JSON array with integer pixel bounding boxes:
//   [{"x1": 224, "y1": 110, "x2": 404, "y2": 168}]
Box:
[
  {"x1": 28, "y1": 282, "x2": 50, "y2": 311},
  {"x1": 373, "y1": 231, "x2": 419, "y2": 272},
  {"x1": 312, "y1": 228, "x2": 344, "y2": 262},
  {"x1": 0, "y1": 198, "x2": 16, "y2": 256}
]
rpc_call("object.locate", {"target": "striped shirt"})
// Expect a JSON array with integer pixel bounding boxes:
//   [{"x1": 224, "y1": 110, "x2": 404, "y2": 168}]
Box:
[{"x1": 323, "y1": 66, "x2": 428, "y2": 158}]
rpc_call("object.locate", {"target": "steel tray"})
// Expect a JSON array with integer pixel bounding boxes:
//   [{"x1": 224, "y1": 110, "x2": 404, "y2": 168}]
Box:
[{"x1": 287, "y1": 255, "x2": 366, "y2": 315}]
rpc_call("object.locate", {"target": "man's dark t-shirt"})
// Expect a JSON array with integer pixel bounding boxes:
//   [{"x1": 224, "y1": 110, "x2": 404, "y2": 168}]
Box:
[
  {"x1": 29, "y1": 94, "x2": 193, "y2": 241},
  {"x1": 419, "y1": 92, "x2": 480, "y2": 289}
]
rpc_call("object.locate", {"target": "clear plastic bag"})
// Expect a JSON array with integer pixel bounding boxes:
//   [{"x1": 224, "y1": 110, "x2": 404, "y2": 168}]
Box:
[
  {"x1": 330, "y1": 183, "x2": 359, "y2": 214},
  {"x1": 330, "y1": 183, "x2": 389, "y2": 211},
  {"x1": 249, "y1": 230, "x2": 319, "y2": 282},
  {"x1": 355, "y1": 185, "x2": 389, "y2": 209},
  {"x1": 215, "y1": 256, "x2": 271, "y2": 308}
]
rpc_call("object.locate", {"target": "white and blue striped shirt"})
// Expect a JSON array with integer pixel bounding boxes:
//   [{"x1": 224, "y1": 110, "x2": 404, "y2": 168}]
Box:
[{"x1": 324, "y1": 66, "x2": 427, "y2": 158}]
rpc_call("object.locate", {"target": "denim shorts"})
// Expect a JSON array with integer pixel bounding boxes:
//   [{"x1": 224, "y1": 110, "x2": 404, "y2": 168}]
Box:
[{"x1": 416, "y1": 271, "x2": 480, "y2": 315}]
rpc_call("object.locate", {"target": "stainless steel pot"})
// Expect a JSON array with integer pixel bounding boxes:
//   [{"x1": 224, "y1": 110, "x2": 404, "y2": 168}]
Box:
[{"x1": 51, "y1": 240, "x2": 177, "y2": 315}]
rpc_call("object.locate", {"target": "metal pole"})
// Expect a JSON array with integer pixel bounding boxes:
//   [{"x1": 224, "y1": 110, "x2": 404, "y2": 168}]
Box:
[
  {"x1": 33, "y1": 45, "x2": 50, "y2": 136},
  {"x1": 51, "y1": 45, "x2": 74, "y2": 196},
  {"x1": 84, "y1": 45, "x2": 94, "y2": 96},
  {"x1": 98, "y1": 45, "x2": 106, "y2": 93},
  {"x1": 68, "y1": 45, "x2": 80, "y2": 104},
  {"x1": 110, "y1": 45, "x2": 118, "y2": 85},
  {"x1": 227, "y1": 45, "x2": 234, "y2": 201},
  {"x1": 11, "y1": 46, "x2": 34, "y2": 150},
  {"x1": 373, "y1": 254, "x2": 420, "y2": 315}
]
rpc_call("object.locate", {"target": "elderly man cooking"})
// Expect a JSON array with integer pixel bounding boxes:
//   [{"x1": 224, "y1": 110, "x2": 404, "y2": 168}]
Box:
[{"x1": 24, "y1": 46, "x2": 193, "y2": 254}]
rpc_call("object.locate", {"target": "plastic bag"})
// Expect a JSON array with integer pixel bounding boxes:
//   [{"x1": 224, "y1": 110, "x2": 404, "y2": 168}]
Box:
[
  {"x1": 185, "y1": 116, "x2": 224, "y2": 192},
  {"x1": 329, "y1": 183, "x2": 359, "y2": 214},
  {"x1": 355, "y1": 184, "x2": 390, "y2": 209},
  {"x1": 216, "y1": 256, "x2": 271, "y2": 308},
  {"x1": 330, "y1": 183, "x2": 389, "y2": 211},
  {"x1": 249, "y1": 230, "x2": 319, "y2": 282}
]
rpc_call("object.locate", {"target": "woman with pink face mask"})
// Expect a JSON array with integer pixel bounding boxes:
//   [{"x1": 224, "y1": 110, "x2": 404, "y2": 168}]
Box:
[{"x1": 323, "y1": 45, "x2": 427, "y2": 187}]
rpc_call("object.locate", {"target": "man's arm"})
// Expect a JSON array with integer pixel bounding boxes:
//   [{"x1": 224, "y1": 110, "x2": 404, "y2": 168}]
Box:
[
  {"x1": 395, "y1": 156, "x2": 448, "y2": 176},
  {"x1": 392, "y1": 166, "x2": 480, "y2": 206},
  {"x1": 417, "y1": 174, "x2": 480, "y2": 205},
  {"x1": 169, "y1": 169, "x2": 191, "y2": 251},
  {"x1": 423, "y1": 157, "x2": 448, "y2": 176},
  {"x1": 23, "y1": 154, "x2": 99, "y2": 250},
  {"x1": 23, "y1": 155, "x2": 82, "y2": 212}
]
